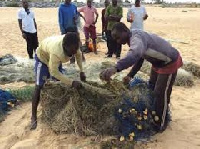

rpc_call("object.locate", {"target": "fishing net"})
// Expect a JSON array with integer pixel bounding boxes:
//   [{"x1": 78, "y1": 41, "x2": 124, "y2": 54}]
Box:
[
  {"x1": 8, "y1": 86, "x2": 35, "y2": 102},
  {"x1": 41, "y1": 78, "x2": 163, "y2": 141},
  {"x1": 182, "y1": 62, "x2": 200, "y2": 78},
  {"x1": 175, "y1": 68, "x2": 194, "y2": 87}
]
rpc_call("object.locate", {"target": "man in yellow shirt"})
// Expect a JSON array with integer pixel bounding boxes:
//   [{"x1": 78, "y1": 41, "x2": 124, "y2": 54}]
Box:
[{"x1": 31, "y1": 32, "x2": 86, "y2": 130}]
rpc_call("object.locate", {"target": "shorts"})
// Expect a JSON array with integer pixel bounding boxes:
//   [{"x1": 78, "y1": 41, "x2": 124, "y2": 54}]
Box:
[
  {"x1": 35, "y1": 55, "x2": 62, "y2": 86},
  {"x1": 84, "y1": 25, "x2": 97, "y2": 41}
]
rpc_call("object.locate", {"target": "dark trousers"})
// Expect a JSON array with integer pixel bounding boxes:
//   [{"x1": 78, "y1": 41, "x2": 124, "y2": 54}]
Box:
[
  {"x1": 24, "y1": 32, "x2": 38, "y2": 59},
  {"x1": 149, "y1": 68, "x2": 177, "y2": 129},
  {"x1": 106, "y1": 30, "x2": 122, "y2": 57}
]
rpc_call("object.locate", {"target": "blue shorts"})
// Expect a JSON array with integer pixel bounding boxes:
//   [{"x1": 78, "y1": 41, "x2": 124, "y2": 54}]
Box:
[{"x1": 35, "y1": 55, "x2": 62, "y2": 86}]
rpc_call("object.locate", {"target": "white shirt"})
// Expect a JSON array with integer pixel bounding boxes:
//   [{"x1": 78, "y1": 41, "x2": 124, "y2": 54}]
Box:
[
  {"x1": 18, "y1": 8, "x2": 36, "y2": 33},
  {"x1": 127, "y1": 6, "x2": 147, "y2": 30}
]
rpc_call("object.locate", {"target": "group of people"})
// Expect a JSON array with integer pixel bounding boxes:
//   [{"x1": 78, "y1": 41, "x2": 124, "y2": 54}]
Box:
[{"x1": 17, "y1": 0, "x2": 183, "y2": 132}]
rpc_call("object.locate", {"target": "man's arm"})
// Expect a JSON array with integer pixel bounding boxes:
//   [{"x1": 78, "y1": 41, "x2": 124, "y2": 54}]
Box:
[
  {"x1": 18, "y1": 19, "x2": 23, "y2": 32},
  {"x1": 78, "y1": 12, "x2": 85, "y2": 21},
  {"x1": 127, "y1": 58, "x2": 144, "y2": 77},
  {"x1": 101, "y1": 9, "x2": 105, "y2": 23},
  {"x1": 116, "y1": 35, "x2": 145, "y2": 72},
  {"x1": 127, "y1": 8, "x2": 134, "y2": 23},
  {"x1": 18, "y1": 19, "x2": 27, "y2": 40},
  {"x1": 143, "y1": 14, "x2": 148, "y2": 20},
  {"x1": 49, "y1": 54, "x2": 73, "y2": 85},
  {"x1": 74, "y1": 49, "x2": 83, "y2": 72},
  {"x1": 143, "y1": 7, "x2": 148, "y2": 20},
  {"x1": 93, "y1": 10, "x2": 99, "y2": 24},
  {"x1": 58, "y1": 7, "x2": 65, "y2": 34},
  {"x1": 78, "y1": 7, "x2": 84, "y2": 13},
  {"x1": 105, "y1": 6, "x2": 112, "y2": 21},
  {"x1": 33, "y1": 19, "x2": 37, "y2": 30}
]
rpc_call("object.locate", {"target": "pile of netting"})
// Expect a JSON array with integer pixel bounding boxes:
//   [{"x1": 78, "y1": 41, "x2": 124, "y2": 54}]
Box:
[{"x1": 41, "y1": 78, "x2": 164, "y2": 140}]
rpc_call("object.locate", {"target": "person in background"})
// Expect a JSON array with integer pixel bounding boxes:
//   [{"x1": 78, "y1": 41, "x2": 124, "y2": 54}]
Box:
[
  {"x1": 78, "y1": 0, "x2": 99, "y2": 54},
  {"x1": 18, "y1": 0, "x2": 38, "y2": 59},
  {"x1": 58, "y1": 0, "x2": 85, "y2": 63},
  {"x1": 58, "y1": 0, "x2": 77, "y2": 35},
  {"x1": 101, "y1": 0, "x2": 110, "y2": 41},
  {"x1": 100, "y1": 23, "x2": 183, "y2": 131},
  {"x1": 31, "y1": 33, "x2": 86, "y2": 130},
  {"x1": 127, "y1": 0, "x2": 148, "y2": 30},
  {"x1": 105, "y1": 0, "x2": 123, "y2": 59}
]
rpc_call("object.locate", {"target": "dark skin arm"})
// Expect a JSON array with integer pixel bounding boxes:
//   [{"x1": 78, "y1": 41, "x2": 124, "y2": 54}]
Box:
[
  {"x1": 106, "y1": 15, "x2": 121, "y2": 22},
  {"x1": 79, "y1": 12, "x2": 86, "y2": 22},
  {"x1": 18, "y1": 19, "x2": 26, "y2": 39},
  {"x1": 33, "y1": 19, "x2": 37, "y2": 30},
  {"x1": 127, "y1": 58, "x2": 144, "y2": 77},
  {"x1": 123, "y1": 58, "x2": 144, "y2": 85},
  {"x1": 93, "y1": 11, "x2": 99, "y2": 24}
]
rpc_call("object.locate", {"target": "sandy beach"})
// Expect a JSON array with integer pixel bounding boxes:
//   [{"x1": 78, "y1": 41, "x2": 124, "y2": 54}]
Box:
[{"x1": 0, "y1": 6, "x2": 200, "y2": 149}]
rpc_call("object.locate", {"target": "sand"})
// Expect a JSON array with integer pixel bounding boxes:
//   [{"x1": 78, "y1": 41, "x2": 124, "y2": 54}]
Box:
[{"x1": 0, "y1": 6, "x2": 200, "y2": 149}]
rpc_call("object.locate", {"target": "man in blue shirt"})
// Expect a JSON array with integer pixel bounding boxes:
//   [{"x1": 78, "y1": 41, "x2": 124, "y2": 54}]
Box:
[
  {"x1": 58, "y1": 0, "x2": 78, "y2": 34},
  {"x1": 58, "y1": 0, "x2": 86, "y2": 63}
]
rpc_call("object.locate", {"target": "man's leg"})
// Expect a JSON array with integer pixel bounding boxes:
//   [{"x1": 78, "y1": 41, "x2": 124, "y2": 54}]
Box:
[
  {"x1": 116, "y1": 42, "x2": 122, "y2": 59},
  {"x1": 90, "y1": 26, "x2": 97, "y2": 54},
  {"x1": 106, "y1": 30, "x2": 113, "y2": 57},
  {"x1": 149, "y1": 68, "x2": 158, "y2": 90},
  {"x1": 153, "y1": 71, "x2": 177, "y2": 131},
  {"x1": 31, "y1": 56, "x2": 49, "y2": 130},
  {"x1": 105, "y1": 31, "x2": 109, "y2": 55},
  {"x1": 25, "y1": 32, "x2": 34, "y2": 59},
  {"x1": 32, "y1": 32, "x2": 39, "y2": 53},
  {"x1": 31, "y1": 85, "x2": 42, "y2": 130},
  {"x1": 83, "y1": 27, "x2": 90, "y2": 52},
  {"x1": 79, "y1": 42, "x2": 86, "y2": 62}
]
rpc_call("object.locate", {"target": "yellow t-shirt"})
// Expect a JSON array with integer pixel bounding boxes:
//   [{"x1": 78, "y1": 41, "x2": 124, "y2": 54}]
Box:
[{"x1": 36, "y1": 35, "x2": 83, "y2": 85}]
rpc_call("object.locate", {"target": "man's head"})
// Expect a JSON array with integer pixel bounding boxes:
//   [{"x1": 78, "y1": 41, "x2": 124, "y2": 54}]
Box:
[
  {"x1": 105, "y1": 0, "x2": 110, "y2": 8},
  {"x1": 65, "y1": 0, "x2": 71, "y2": 5},
  {"x1": 62, "y1": 32, "x2": 80, "y2": 57},
  {"x1": 22, "y1": 0, "x2": 28, "y2": 9},
  {"x1": 111, "y1": 22, "x2": 130, "y2": 44},
  {"x1": 87, "y1": 0, "x2": 92, "y2": 7},
  {"x1": 112, "y1": 0, "x2": 118, "y2": 6},
  {"x1": 135, "y1": 0, "x2": 141, "y2": 7}
]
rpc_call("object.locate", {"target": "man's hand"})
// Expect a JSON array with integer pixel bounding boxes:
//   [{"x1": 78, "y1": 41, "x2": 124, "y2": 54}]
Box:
[
  {"x1": 22, "y1": 33, "x2": 27, "y2": 40},
  {"x1": 72, "y1": 81, "x2": 82, "y2": 89},
  {"x1": 80, "y1": 72, "x2": 86, "y2": 81},
  {"x1": 123, "y1": 76, "x2": 131, "y2": 85},
  {"x1": 100, "y1": 67, "x2": 117, "y2": 82}
]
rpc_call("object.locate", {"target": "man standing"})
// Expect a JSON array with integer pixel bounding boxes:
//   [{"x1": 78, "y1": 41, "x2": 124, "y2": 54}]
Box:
[
  {"x1": 78, "y1": 0, "x2": 99, "y2": 54},
  {"x1": 18, "y1": 0, "x2": 38, "y2": 59},
  {"x1": 105, "y1": 0, "x2": 123, "y2": 59},
  {"x1": 100, "y1": 23, "x2": 183, "y2": 131},
  {"x1": 127, "y1": 0, "x2": 148, "y2": 30},
  {"x1": 58, "y1": 0, "x2": 85, "y2": 63},
  {"x1": 31, "y1": 33, "x2": 86, "y2": 130},
  {"x1": 101, "y1": 0, "x2": 110, "y2": 41},
  {"x1": 58, "y1": 0, "x2": 78, "y2": 34}
]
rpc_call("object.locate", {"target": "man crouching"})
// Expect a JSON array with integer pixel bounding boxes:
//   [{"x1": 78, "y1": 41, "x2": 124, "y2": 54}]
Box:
[{"x1": 31, "y1": 32, "x2": 86, "y2": 130}]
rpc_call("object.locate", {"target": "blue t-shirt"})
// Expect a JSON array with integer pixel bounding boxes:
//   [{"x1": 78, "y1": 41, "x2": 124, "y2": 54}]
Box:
[{"x1": 58, "y1": 3, "x2": 77, "y2": 34}]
